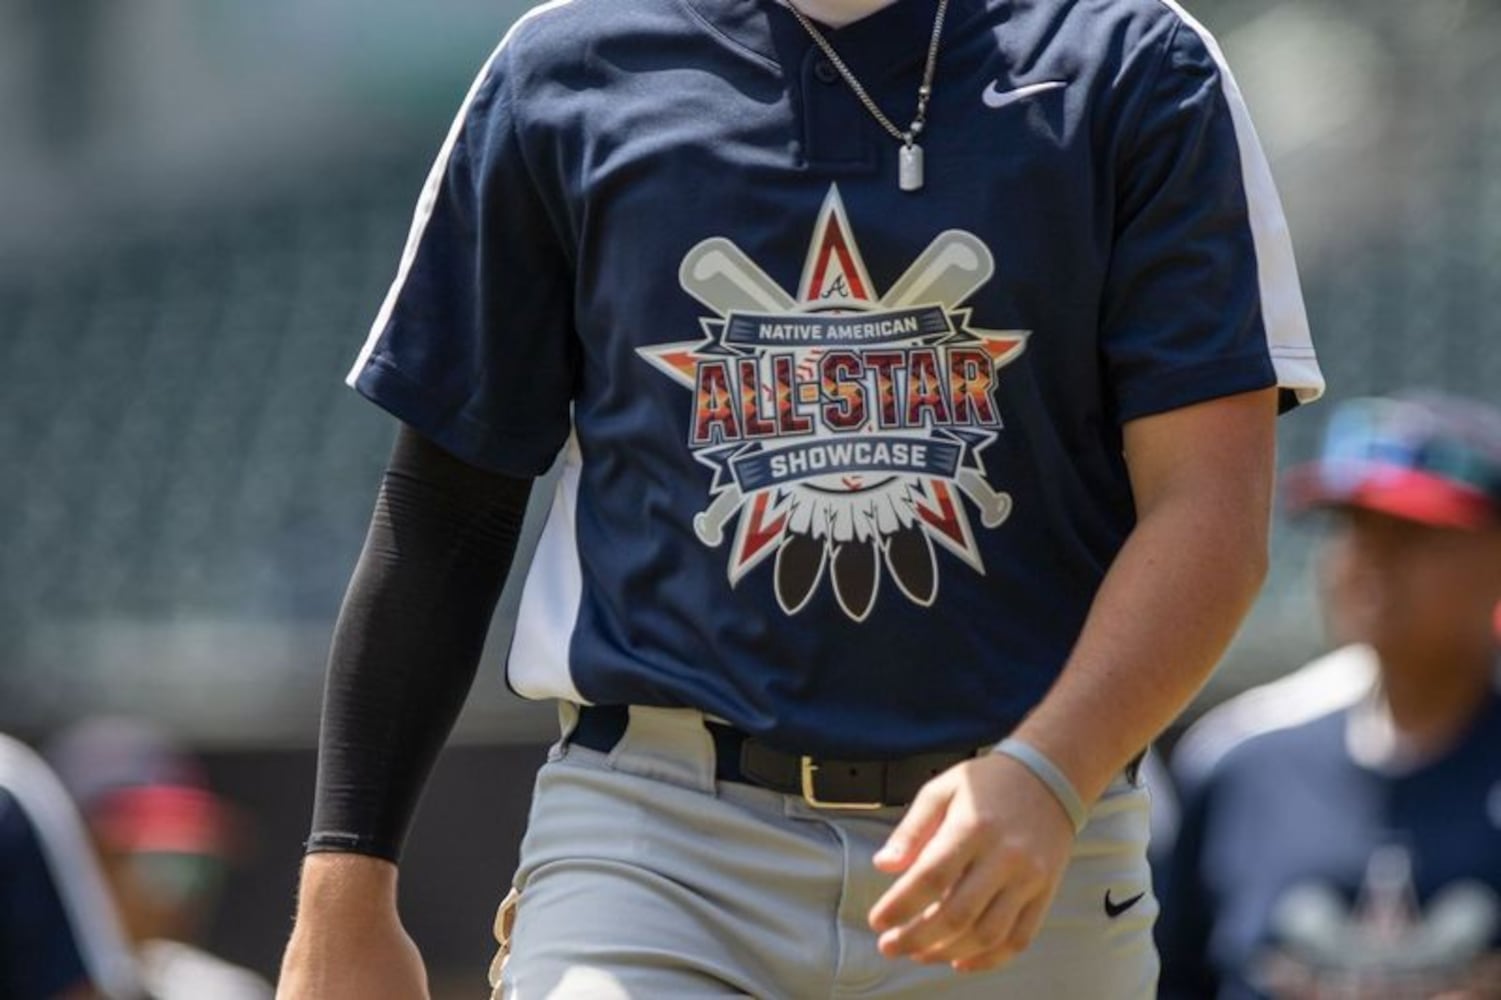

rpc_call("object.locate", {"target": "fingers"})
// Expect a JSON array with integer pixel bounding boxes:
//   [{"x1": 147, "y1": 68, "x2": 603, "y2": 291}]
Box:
[
  {"x1": 872, "y1": 778, "x2": 952, "y2": 874},
  {"x1": 949, "y1": 897, "x2": 1045, "y2": 973},
  {"x1": 877, "y1": 836, "x2": 1051, "y2": 963},
  {"x1": 869, "y1": 755, "x2": 1075, "y2": 973},
  {"x1": 889, "y1": 850, "x2": 1012, "y2": 960},
  {"x1": 869, "y1": 818, "x2": 977, "y2": 941}
]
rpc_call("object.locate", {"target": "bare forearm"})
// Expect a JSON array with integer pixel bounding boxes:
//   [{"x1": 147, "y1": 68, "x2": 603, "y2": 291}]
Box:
[
  {"x1": 1013, "y1": 489, "x2": 1268, "y2": 804},
  {"x1": 1010, "y1": 386, "x2": 1279, "y2": 804}
]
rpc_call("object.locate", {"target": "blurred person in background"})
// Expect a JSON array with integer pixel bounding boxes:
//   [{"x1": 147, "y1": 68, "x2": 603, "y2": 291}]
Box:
[
  {"x1": 46, "y1": 718, "x2": 272, "y2": 1000},
  {"x1": 0, "y1": 730, "x2": 142, "y2": 1000},
  {"x1": 1157, "y1": 392, "x2": 1501, "y2": 999}
]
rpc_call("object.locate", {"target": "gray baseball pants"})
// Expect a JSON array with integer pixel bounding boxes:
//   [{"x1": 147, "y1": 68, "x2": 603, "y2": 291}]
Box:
[{"x1": 491, "y1": 705, "x2": 1158, "y2": 999}]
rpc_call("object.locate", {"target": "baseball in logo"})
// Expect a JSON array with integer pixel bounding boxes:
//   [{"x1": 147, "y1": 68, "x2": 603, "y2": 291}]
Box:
[{"x1": 638, "y1": 186, "x2": 1028, "y2": 621}]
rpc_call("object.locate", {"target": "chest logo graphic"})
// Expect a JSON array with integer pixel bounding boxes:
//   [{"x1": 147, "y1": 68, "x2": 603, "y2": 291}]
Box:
[{"x1": 637, "y1": 186, "x2": 1028, "y2": 621}]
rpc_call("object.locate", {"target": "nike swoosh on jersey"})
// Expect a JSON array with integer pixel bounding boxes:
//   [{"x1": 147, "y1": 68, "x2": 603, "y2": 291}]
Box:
[{"x1": 981, "y1": 79, "x2": 1067, "y2": 110}]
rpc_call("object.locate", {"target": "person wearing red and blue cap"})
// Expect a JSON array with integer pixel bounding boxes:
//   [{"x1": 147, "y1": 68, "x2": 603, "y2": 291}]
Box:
[{"x1": 1158, "y1": 391, "x2": 1501, "y2": 999}]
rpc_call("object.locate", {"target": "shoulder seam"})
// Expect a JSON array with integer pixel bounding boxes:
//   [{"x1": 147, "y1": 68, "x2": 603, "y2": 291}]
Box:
[{"x1": 501, "y1": 0, "x2": 582, "y2": 60}]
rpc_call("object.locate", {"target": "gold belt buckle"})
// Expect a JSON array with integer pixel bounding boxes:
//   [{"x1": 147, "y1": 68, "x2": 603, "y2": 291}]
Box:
[{"x1": 799, "y1": 756, "x2": 885, "y2": 810}]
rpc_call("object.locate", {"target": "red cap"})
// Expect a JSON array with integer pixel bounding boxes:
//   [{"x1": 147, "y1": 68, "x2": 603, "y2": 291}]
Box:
[
  {"x1": 45, "y1": 717, "x2": 238, "y2": 858},
  {"x1": 1284, "y1": 460, "x2": 1498, "y2": 530},
  {"x1": 90, "y1": 785, "x2": 233, "y2": 855},
  {"x1": 1284, "y1": 394, "x2": 1501, "y2": 531}
]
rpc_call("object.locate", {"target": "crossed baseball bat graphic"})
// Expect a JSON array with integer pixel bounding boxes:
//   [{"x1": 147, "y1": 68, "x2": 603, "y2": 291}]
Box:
[{"x1": 678, "y1": 232, "x2": 1013, "y2": 547}]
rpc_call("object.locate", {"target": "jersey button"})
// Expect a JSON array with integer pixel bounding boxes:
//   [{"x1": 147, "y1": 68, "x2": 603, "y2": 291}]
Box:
[{"x1": 814, "y1": 60, "x2": 839, "y2": 85}]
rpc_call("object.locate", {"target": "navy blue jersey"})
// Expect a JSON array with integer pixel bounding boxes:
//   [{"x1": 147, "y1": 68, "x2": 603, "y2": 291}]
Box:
[
  {"x1": 1158, "y1": 655, "x2": 1501, "y2": 998},
  {"x1": 350, "y1": 0, "x2": 1323, "y2": 755},
  {"x1": 0, "y1": 789, "x2": 91, "y2": 1000},
  {"x1": 0, "y1": 735, "x2": 141, "y2": 1000}
]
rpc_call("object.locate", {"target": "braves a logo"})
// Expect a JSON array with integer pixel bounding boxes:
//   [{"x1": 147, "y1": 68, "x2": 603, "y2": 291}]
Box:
[{"x1": 638, "y1": 186, "x2": 1028, "y2": 621}]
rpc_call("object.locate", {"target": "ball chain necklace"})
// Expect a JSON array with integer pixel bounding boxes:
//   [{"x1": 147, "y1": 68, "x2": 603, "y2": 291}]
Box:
[{"x1": 784, "y1": 0, "x2": 951, "y2": 192}]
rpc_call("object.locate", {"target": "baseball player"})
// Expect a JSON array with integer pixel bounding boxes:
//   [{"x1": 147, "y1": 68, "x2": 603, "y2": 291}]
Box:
[
  {"x1": 277, "y1": 0, "x2": 1323, "y2": 995},
  {"x1": 1157, "y1": 393, "x2": 1501, "y2": 999}
]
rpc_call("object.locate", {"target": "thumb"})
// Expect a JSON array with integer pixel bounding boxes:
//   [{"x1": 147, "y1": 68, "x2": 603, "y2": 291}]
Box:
[{"x1": 873, "y1": 777, "x2": 952, "y2": 873}]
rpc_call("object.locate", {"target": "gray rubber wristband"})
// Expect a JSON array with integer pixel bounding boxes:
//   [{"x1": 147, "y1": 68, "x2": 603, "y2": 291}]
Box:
[{"x1": 992, "y1": 738, "x2": 1088, "y2": 834}]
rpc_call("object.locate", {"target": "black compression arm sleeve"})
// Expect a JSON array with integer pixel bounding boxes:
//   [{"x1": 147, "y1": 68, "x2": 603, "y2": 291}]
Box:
[{"x1": 306, "y1": 425, "x2": 533, "y2": 862}]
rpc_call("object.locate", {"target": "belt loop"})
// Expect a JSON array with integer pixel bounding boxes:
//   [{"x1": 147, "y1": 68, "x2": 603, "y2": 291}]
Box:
[
  {"x1": 610, "y1": 706, "x2": 718, "y2": 793},
  {"x1": 558, "y1": 701, "x2": 581, "y2": 738},
  {"x1": 552, "y1": 702, "x2": 582, "y2": 761}
]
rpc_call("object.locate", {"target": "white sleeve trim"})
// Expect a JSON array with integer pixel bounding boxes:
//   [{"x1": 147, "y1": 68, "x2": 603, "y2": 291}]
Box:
[
  {"x1": 1157, "y1": 1, "x2": 1325, "y2": 405},
  {"x1": 0, "y1": 734, "x2": 143, "y2": 1000},
  {"x1": 1172, "y1": 644, "x2": 1378, "y2": 786}
]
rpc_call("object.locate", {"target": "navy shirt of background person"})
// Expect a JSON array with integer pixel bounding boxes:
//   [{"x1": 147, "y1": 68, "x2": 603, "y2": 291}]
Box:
[
  {"x1": 1162, "y1": 648, "x2": 1501, "y2": 998},
  {"x1": 1158, "y1": 393, "x2": 1501, "y2": 999},
  {"x1": 0, "y1": 733, "x2": 143, "y2": 1000}
]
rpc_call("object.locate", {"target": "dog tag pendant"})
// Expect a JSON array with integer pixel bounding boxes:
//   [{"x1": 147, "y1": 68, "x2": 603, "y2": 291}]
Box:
[{"x1": 899, "y1": 143, "x2": 924, "y2": 192}]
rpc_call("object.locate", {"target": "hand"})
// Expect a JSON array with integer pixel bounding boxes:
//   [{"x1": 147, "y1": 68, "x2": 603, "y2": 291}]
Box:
[
  {"x1": 867, "y1": 752, "x2": 1078, "y2": 973},
  {"x1": 277, "y1": 854, "x2": 430, "y2": 1000}
]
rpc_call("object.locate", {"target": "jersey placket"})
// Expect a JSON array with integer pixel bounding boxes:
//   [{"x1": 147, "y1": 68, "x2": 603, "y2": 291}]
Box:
[{"x1": 798, "y1": 43, "x2": 879, "y2": 171}]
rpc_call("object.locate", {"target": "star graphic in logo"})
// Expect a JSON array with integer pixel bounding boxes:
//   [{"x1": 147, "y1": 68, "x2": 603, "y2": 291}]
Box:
[{"x1": 638, "y1": 186, "x2": 1028, "y2": 621}]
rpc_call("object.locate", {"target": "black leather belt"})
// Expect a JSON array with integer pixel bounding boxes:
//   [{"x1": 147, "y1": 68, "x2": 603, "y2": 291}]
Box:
[{"x1": 569, "y1": 705, "x2": 977, "y2": 809}]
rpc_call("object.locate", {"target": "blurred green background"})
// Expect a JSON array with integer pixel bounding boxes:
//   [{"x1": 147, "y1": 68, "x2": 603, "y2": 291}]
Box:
[{"x1": 2, "y1": 0, "x2": 1498, "y2": 992}]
